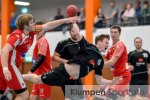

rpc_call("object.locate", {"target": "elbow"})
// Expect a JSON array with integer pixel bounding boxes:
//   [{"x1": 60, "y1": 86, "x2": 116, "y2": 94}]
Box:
[{"x1": 52, "y1": 56, "x2": 57, "y2": 61}]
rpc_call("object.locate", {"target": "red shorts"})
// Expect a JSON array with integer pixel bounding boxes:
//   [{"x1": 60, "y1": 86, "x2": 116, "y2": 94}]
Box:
[
  {"x1": 0, "y1": 63, "x2": 26, "y2": 92},
  {"x1": 109, "y1": 70, "x2": 131, "y2": 95},
  {"x1": 31, "y1": 83, "x2": 51, "y2": 98}
]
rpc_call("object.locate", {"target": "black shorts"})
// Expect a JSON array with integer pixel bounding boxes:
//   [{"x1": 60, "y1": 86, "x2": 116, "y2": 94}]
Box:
[
  {"x1": 41, "y1": 64, "x2": 70, "y2": 86},
  {"x1": 129, "y1": 79, "x2": 148, "y2": 97},
  {"x1": 62, "y1": 79, "x2": 84, "y2": 99}
]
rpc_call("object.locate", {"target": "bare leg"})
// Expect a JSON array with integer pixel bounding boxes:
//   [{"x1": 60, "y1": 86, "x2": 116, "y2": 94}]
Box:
[
  {"x1": 30, "y1": 94, "x2": 38, "y2": 100},
  {"x1": 30, "y1": 93, "x2": 50, "y2": 100},
  {"x1": 15, "y1": 89, "x2": 29, "y2": 100},
  {"x1": 64, "y1": 63, "x2": 80, "y2": 79},
  {"x1": 39, "y1": 98, "x2": 50, "y2": 100},
  {"x1": 22, "y1": 74, "x2": 43, "y2": 84}
]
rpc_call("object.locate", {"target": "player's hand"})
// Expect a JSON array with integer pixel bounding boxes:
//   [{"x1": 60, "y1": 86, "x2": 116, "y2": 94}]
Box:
[
  {"x1": 66, "y1": 16, "x2": 78, "y2": 23},
  {"x1": 128, "y1": 65, "x2": 134, "y2": 71},
  {"x1": 28, "y1": 71, "x2": 32, "y2": 74},
  {"x1": 34, "y1": 25, "x2": 42, "y2": 33},
  {"x1": 63, "y1": 60, "x2": 68, "y2": 64},
  {"x1": 3, "y1": 67, "x2": 12, "y2": 81},
  {"x1": 111, "y1": 77, "x2": 123, "y2": 85}
]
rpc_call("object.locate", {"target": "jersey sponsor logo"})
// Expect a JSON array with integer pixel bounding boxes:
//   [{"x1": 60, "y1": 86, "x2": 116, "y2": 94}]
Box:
[
  {"x1": 89, "y1": 60, "x2": 95, "y2": 65},
  {"x1": 97, "y1": 59, "x2": 102, "y2": 66},
  {"x1": 42, "y1": 75, "x2": 46, "y2": 79},
  {"x1": 138, "y1": 58, "x2": 143, "y2": 62},
  {"x1": 142, "y1": 53, "x2": 148, "y2": 58}
]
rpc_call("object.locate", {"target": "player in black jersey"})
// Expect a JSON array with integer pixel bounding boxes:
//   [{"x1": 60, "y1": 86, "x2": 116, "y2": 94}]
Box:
[
  {"x1": 53, "y1": 24, "x2": 82, "y2": 99},
  {"x1": 128, "y1": 37, "x2": 150, "y2": 98},
  {"x1": 23, "y1": 23, "x2": 122, "y2": 92}
]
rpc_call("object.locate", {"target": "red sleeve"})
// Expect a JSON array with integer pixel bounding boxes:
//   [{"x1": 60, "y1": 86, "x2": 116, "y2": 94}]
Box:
[
  {"x1": 34, "y1": 25, "x2": 42, "y2": 34},
  {"x1": 113, "y1": 42, "x2": 124, "y2": 58},
  {"x1": 7, "y1": 34, "x2": 21, "y2": 48},
  {"x1": 105, "y1": 50, "x2": 110, "y2": 60},
  {"x1": 38, "y1": 37, "x2": 48, "y2": 56}
]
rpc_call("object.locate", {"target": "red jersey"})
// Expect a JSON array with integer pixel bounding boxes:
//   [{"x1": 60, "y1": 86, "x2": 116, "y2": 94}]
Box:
[
  {"x1": 33, "y1": 37, "x2": 51, "y2": 75},
  {"x1": 106, "y1": 41, "x2": 129, "y2": 76},
  {"x1": 7, "y1": 29, "x2": 35, "y2": 67}
]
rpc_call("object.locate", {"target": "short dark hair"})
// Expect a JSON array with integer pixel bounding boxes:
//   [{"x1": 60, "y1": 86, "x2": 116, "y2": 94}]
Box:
[
  {"x1": 134, "y1": 37, "x2": 142, "y2": 42},
  {"x1": 144, "y1": 1, "x2": 149, "y2": 5},
  {"x1": 95, "y1": 34, "x2": 110, "y2": 44},
  {"x1": 110, "y1": 25, "x2": 121, "y2": 33}
]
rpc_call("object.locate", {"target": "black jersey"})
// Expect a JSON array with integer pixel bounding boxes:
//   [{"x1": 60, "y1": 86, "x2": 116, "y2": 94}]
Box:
[
  {"x1": 55, "y1": 38, "x2": 80, "y2": 60},
  {"x1": 68, "y1": 37, "x2": 104, "y2": 77},
  {"x1": 128, "y1": 50, "x2": 150, "y2": 79}
]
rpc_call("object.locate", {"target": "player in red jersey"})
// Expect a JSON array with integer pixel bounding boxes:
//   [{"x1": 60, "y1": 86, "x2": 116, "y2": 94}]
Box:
[
  {"x1": 104, "y1": 25, "x2": 131, "y2": 99},
  {"x1": 29, "y1": 22, "x2": 51, "y2": 100},
  {"x1": 0, "y1": 14, "x2": 77, "y2": 100}
]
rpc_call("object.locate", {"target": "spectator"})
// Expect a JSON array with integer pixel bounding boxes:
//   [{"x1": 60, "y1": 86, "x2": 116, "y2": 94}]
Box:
[
  {"x1": 54, "y1": 8, "x2": 64, "y2": 20},
  {"x1": 135, "y1": 0, "x2": 142, "y2": 25},
  {"x1": 141, "y1": 1, "x2": 150, "y2": 24},
  {"x1": 94, "y1": 7, "x2": 105, "y2": 28},
  {"x1": 122, "y1": 3, "x2": 135, "y2": 25},
  {"x1": 120, "y1": 3, "x2": 127, "y2": 24},
  {"x1": 78, "y1": 7, "x2": 85, "y2": 29},
  {"x1": 53, "y1": 8, "x2": 65, "y2": 31},
  {"x1": 106, "y1": 1, "x2": 118, "y2": 26},
  {"x1": 10, "y1": 12, "x2": 18, "y2": 32}
]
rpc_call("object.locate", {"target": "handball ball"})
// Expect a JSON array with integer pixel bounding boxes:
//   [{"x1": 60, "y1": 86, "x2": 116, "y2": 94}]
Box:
[{"x1": 66, "y1": 5, "x2": 78, "y2": 17}]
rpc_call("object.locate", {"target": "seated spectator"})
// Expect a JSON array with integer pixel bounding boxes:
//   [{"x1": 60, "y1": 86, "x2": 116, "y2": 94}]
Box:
[
  {"x1": 135, "y1": 0, "x2": 142, "y2": 24},
  {"x1": 78, "y1": 7, "x2": 85, "y2": 29},
  {"x1": 120, "y1": 3, "x2": 127, "y2": 24},
  {"x1": 54, "y1": 8, "x2": 64, "y2": 20},
  {"x1": 106, "y1": 1, "x2": 118, "y2": 26},
  {"x1": 94, "y1": 7, "x2": 105, "y2": 28},
  {"x1": 135, "y1": 0, "x2": 141, "y2": 17},
  {"x1": 122, "y1": 3, "x2": 135, "y2": 24},
  {"x1": 53, "y1": 8, "x2": 65, "y2": 31},
  {"x1": 141, "y1": 1, "x2": 150, "y2": 24},
  {"x1": 10, "y1": 12, "x2": 18, "y2": 32}
]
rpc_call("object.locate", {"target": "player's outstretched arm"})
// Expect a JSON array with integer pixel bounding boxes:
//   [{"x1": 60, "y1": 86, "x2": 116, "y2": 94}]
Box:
[
  {"x1": 72, "y1": 23, "x2": 83, "y2": 41},
  {"x1": 22, "y1": 74, "x2": 43, "y2": 84},
  {"x1": 41, "y1": 17, "x2": 78, "y2": 33}
]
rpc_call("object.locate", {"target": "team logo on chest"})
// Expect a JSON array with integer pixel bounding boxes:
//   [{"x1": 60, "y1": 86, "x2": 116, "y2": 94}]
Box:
[
  {"x1": 97, "y1": 59, "x2": 102, "y2": 65},
  {"x1": 142, "y1": 53, "x2": 148, "y2": 58}
]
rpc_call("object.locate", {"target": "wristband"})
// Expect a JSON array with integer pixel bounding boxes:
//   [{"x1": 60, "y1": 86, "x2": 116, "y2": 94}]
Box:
[{"x1": 3, "y1": 67, "x2": 8, "y2": 71}]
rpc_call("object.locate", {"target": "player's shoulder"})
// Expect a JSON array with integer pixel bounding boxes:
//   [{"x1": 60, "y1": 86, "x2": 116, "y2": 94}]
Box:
[
  {"x1": 38, "y1": 37, "x2": 48, "y2": 43},
  {"x1": 128, "y1": 50, "x2": 137, "y2": 56},
  {"x1": 142, "y1": 49, "x2": 150, "y2": 54},
  {"x1": 116, "y1": 41, "x2": 125, "y2": 46},
  {"x1": 10, "y1": 29, "x2": 23, "y2": 38},
  {"x1": 58, "y1": 38, "x2": 70, "y2": 45}
]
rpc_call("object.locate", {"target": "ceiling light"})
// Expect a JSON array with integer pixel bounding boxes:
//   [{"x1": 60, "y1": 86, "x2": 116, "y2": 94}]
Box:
[{"x1": 14, "y1": 1, "x2": 30, "y2": 6}]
